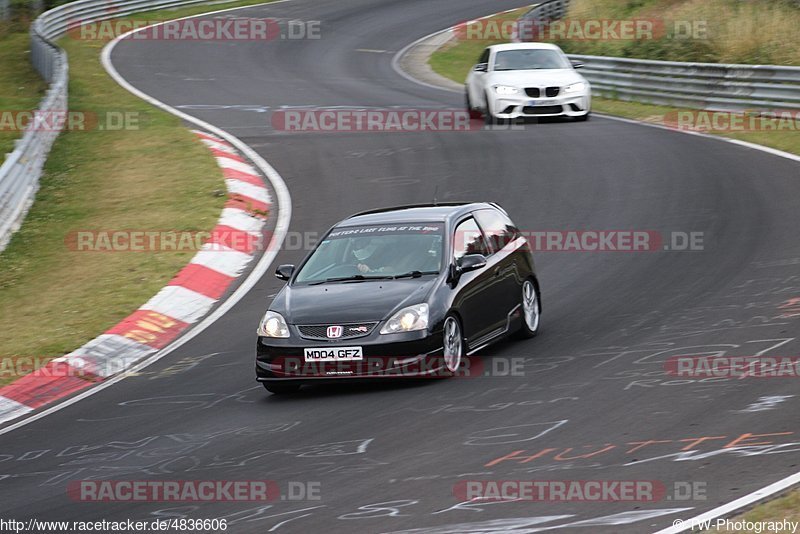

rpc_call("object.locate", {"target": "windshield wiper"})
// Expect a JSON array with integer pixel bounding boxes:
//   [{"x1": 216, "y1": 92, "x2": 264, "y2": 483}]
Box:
[
  {"x1": 392, "y1": 270, "x2": 439, "y2": 279},
  {"x1": 309, "y1": 274, "x2": 394, "y2": 286}
]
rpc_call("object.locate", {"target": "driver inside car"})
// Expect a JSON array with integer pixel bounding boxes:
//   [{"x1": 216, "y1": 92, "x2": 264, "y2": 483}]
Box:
[
  {"x1": 352, "y1": 235, "x2": 441, "y2": 274},
  {"x1": 351, "y1": 237, "x2": 390, "y2": 273}
]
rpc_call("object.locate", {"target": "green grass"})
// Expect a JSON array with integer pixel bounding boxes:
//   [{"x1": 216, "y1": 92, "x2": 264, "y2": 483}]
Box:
[
  {"x1": 0, "y1": 31, "x2": 48, "y2": 157},
  {"x1": 0, "y1": 0, "x2": 275, "y2": 385},
  {"x1": 711, "y1": 490, "x2": 800, "y2": 532},
  {"x1": 552, "y1": 0, "x2": 800, "y2": 65}
]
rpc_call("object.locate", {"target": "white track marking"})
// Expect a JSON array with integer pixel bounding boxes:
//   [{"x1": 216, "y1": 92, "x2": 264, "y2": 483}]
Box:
[
  {"x1": 218, "y1": 207, "x2": 266, "y2": 234},
  {"x1": 0, "y1": 398, "x2": 33, "y2": 422},
  {"x1": 58, "y1": 334, "x2": 157, "y2": 378},
  {"x1": 141, "y1": 286, "x2": 218, "y2": 324},
  {"x1": 215, "y1": 155, "x2": 260, "y2": 175},
  {"x1": 225, "y1": 179, "x2": 271, "y2": 203},
  {"x1": 190, "y1": 243, "x2": 253, "y2": 277}
]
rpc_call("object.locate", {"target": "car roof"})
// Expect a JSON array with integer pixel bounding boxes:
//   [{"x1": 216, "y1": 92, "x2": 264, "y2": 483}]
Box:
[
  {"x1": 339, "y1": 202, "x2": 498, "y2": 227},
  {"x1": 488, "y1": 42, "x2": 562, "y2": 52}
]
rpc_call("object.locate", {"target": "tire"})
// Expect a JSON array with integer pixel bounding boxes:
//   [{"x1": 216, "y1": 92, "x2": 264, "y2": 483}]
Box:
[
  {"x1": 465, "y1": 91, "x2": 481, "y2": 120},
  {"x1": 442, "y1": 315, "x2": 464, "y2": 376},
  {"x1": 483, "y1": 92, "x2": 496, "y2": 125},
  {"x1": 263, "y1": 382, "x2": 301, "y2": 395},
  {"x1": 517, "y1": 279, "x2": 541, "y2": 338}
]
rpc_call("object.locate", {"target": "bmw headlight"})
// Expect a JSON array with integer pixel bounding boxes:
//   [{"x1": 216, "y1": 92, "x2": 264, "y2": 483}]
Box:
[
  {"x1": 380, "y1": 304, "x2": 429, "y2": 334},
  {"x1": 564, "y1": 82, "x2": 586, "y2": 94},
  {"x1": 493, "y1": 85, "x2": 520, "y2": 95},
  {"x1": 257, "y1": 310, "x2": 290, "y2": 338}
]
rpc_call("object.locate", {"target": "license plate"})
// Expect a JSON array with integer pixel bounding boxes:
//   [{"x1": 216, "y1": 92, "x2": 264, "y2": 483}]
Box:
[
  {"x1": 304, "y1": 347, "x2": 363, "y2": 362},
  {"x1": 527, "y1": 100, "x2": 540, "y2": 106}
]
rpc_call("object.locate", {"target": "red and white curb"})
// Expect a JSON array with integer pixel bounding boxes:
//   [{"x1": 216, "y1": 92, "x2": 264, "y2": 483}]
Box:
[{"x1": 0, "y1": 130, "x2": 271, "y2": 424}]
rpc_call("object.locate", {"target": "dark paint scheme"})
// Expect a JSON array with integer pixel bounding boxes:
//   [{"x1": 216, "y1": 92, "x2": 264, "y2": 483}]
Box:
[{"x1": 256, "y1": 202, "x2": 540, "y2": 386}]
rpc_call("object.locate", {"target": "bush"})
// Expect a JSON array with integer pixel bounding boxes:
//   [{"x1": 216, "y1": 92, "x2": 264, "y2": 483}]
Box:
[{"x1": 621, "y1": 38, "x2": 719, "y2": 63}]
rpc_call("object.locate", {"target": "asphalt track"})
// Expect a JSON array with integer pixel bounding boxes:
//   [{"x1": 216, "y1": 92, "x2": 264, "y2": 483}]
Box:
[{"x1": 2, "y1": 0, "x2": 800, "y2": 532}]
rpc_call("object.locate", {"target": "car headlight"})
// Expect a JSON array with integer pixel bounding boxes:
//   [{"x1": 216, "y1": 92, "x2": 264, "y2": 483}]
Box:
[
  {"x1": 493, "y1": 85, "x2": 519, "y2": 95},
  {"x1": 564, "y1": 82, "x2": 586, "y2": 94},
  {"x1": 380, "y1": 304, "x2": 429, "y2": 334},
  {"x1": 257, "y1": 310, "x2": 290, "y2": 338}
]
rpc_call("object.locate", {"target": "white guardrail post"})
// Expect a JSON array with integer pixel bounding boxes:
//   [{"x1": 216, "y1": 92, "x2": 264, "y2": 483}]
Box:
[
  {"x1": 517, "y1": 0, "x2": 800, "y2": 112},
  {"x1": 0, "y1": 0, "x2": 221, "y2": 252}
]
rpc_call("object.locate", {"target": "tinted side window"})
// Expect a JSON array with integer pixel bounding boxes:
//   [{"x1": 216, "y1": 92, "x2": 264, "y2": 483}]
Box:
[
  {"x1": 478, "y1": 48, "x2": 490, "y2": 64},
  {"x1": 453, "y1": 218, "x2": 489, "y2": 262},
  {"x1": 474, "y1": 209, "x2": 518, "y2": 253}
]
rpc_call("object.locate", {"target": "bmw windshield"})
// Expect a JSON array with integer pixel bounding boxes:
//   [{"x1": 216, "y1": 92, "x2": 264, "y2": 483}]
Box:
[
  {"x1": 294, "y1": 223, "x2": 445, "y2": 284},
  {"x1": 494, "y1": 49, "x2": 571, "y2": 70}
]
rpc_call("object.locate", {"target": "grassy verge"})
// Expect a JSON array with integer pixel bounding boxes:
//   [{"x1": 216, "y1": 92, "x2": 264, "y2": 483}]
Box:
[
  {"x1": 0, "y1": 31, "x2": 48, "y2": 157},
  {"x1": 428, "y1": 9, "x2": 800, "y2": 157},
  {"x1": 0, "y1": 0, "x2": 274, "y2": 385},
  {"x1": 555, "y1": 0, "x2": 800, "y2": 66},
  {"x1": 712, "y1": 490, "x2": 800, "y2": 532}
]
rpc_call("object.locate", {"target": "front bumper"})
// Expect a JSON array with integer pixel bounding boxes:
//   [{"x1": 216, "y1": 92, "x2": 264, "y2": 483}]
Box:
[
  {"x1": 256, "y1": 328, "x2": 446, "y2": 382},
  {"x1": 489, "y1": 91, "x2": 591, "y2": 118}
]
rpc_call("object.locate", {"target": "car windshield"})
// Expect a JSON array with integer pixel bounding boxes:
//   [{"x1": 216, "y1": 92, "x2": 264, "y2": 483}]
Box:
[
  {"x1": 493, "y1": 49, "x2": 570, "y2": 71},
  {"x1": 294, "y1": 223, "x2": 444, "y2": 284}
]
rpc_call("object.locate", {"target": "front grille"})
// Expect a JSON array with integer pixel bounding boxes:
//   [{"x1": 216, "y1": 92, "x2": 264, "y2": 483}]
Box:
[
  {"x1": 522, "y1": 105, "x2": 564, "y2": 115},
  {"x1": 524, "y1": 88, "x2": 540, "y2": 98},
  {"x1": 546, "y1": 86, "x2": 560, "y2": 97},
  {"x1": 297, "y1": 322, "x2": 378, "y2": 340}
]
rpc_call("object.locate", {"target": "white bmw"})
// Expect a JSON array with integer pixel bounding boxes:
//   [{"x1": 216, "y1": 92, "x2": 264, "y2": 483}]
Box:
[{"x1": 466, "y1": 43, "x2": 591, "y2": 123}]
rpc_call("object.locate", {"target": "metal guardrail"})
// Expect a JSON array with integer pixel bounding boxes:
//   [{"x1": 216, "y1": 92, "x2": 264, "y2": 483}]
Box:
[
  {"x1": 0, "y1": 0, "x2": 222, "y2": 252},
  {"x1": 572, "y1": 55, "x2": 800, "y2": 111},
  {"x1": 516, "y1": 0, "x2": 800, "y2": 112},
  {"x1": 518, "y1": 0, "x2": 570, "y2": 26}
]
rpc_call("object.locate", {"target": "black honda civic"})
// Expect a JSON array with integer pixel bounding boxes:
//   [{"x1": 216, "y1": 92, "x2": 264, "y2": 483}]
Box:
[{"x1": 255, "y1": 202, "x2": 541, "y2": 394}]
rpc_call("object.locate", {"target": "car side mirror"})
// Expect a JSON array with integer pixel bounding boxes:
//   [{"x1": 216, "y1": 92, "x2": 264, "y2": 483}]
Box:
[
  {"x1": 571, "y1": 61, "x2": 584, "y2": 69},
  {"x1": 473, "y1": 63, "x2": 488, "y2": 72},
  {"x1": 275, "y1": 264, "x2": 295, "y2": 281},
  {"x1": 447, "y1": 254, "x2": 487, "y2": 286},
  {"x1": 460, "y1": 254, "x2": 487, "y2": 273}
]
